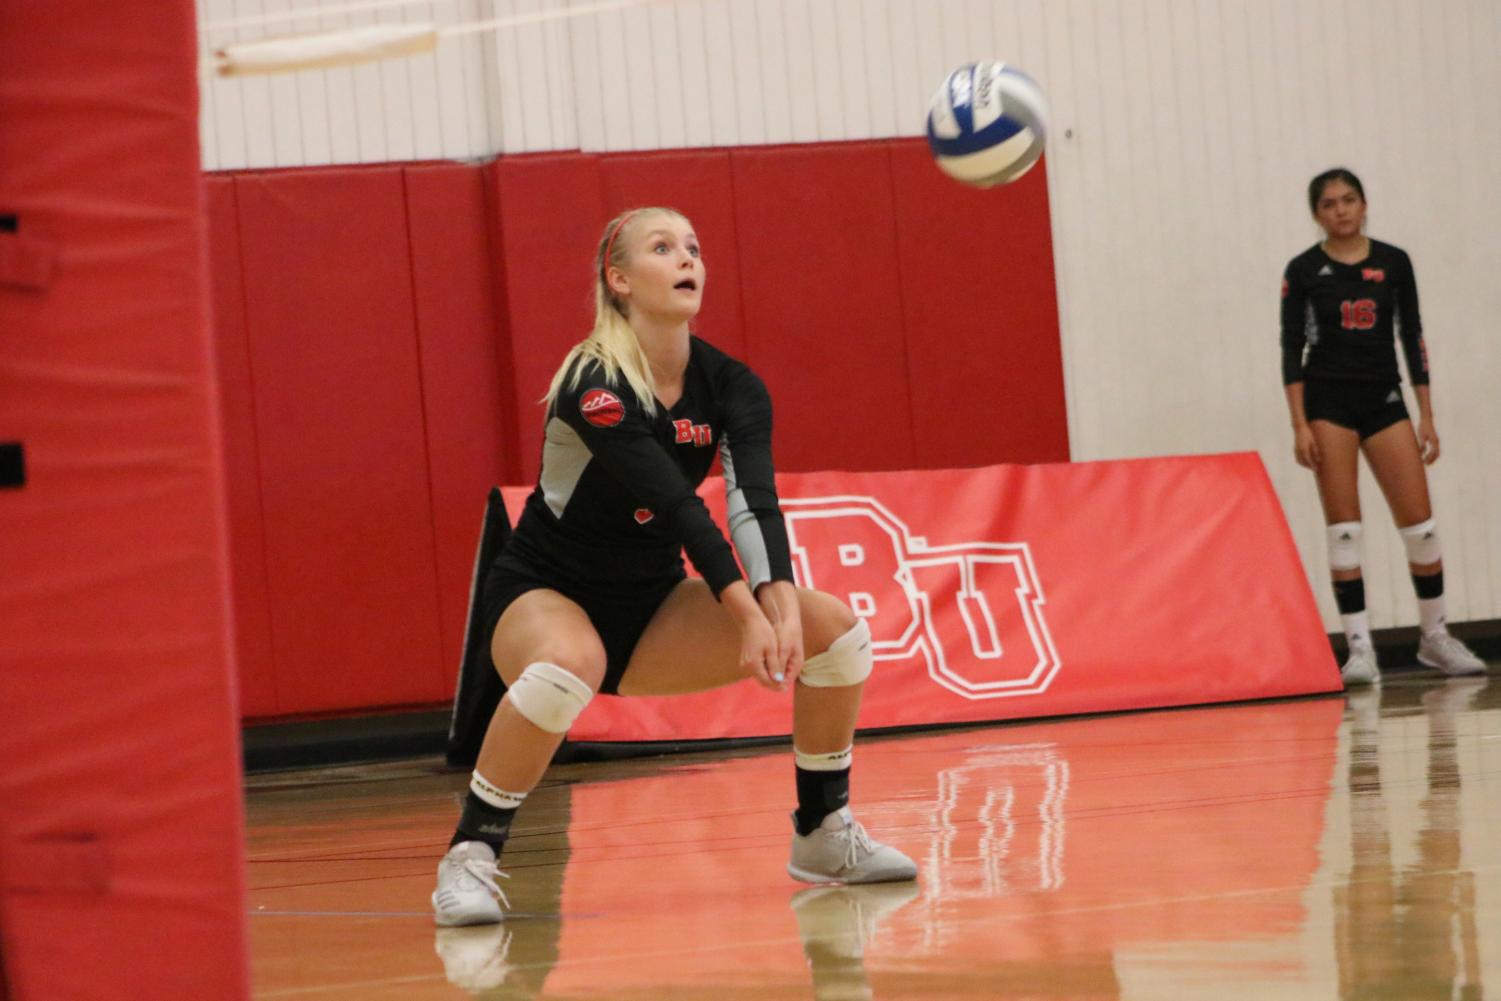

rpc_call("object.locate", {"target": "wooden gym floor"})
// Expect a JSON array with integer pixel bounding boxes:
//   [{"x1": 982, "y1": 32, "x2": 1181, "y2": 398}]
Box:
[{"x1": 246, "y1": 669, "x2": 1499, "y2": 999}]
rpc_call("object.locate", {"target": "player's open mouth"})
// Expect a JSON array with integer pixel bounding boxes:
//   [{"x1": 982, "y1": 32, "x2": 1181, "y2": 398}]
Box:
[{"x1": 674, "y1": 279, "x2": 697, "y2": 291}]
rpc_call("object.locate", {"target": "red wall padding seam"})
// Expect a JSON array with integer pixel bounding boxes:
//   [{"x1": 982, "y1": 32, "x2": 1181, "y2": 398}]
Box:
[
  {"x1": 206, "y1": 176, "x2": 279, "y2": 717},
  {"x1": 232, "y1": 168, "x2": 448, "y2": 714},
  {"x1": 404, "y1": 164, "x2": 510, "y2": 690}
]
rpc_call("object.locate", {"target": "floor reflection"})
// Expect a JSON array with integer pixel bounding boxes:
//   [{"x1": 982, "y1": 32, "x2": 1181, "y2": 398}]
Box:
[
  {"x1": 793, "y1": 883, "x2": 921, "y2": 1001},
  {"x1": 245, "y1": 670, "x2": 1501, "y2": 999},
  {"x1": 1335, "y1": 677, "x2": 1491, "y2": 1001}
]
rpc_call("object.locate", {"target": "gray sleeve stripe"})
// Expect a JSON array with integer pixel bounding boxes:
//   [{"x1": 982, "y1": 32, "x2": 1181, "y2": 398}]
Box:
[
  {"x1": 727, "y1": 497, "x2": 772, "y2": 590},
  {"x1": 719, "y1": 439, "x2": 736, "y2": 490},
  {"x1": 721, "y1": 439, "x2": 772, "y2": 589},
  {"x1": 540, "y1": 417, "x2": 591, "y2": 519}
]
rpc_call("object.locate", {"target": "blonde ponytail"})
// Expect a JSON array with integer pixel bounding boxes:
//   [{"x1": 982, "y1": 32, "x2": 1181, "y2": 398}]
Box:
[{"x1": 544, "y1": 207, "x2": 688, "y2": 416}]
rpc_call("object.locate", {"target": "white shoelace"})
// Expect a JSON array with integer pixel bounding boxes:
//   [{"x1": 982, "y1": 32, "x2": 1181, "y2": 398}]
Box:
[
  {"x1": 460, "y1": 858, "x2": 512, "y2": 910},
  {"x1": 840, "y1": 820, "x2": 877, "y2": 872}
]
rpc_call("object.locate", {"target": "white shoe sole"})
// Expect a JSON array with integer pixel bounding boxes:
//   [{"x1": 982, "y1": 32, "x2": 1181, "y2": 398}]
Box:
[
  {"x1": 787, "y1": 862, "x2": 918, "y2": 885},
  {"x1": 432, "y1": 891, "x2": 503, "y2": 927}
]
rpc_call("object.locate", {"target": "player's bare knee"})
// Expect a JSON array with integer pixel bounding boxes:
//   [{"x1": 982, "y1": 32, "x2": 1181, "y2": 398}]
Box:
[
  {"x1": 496, "y1": 635, "x2": 605, "y2": 686},
  {"x1": 798, "y1": 605, "x2": 871, "y2": 689},
  {"x1": 538, "y1": 638, "x2": 607, "y2": 691},
  {"x1": 799, "y1": 589, "x2": 858, "y2": 657}
]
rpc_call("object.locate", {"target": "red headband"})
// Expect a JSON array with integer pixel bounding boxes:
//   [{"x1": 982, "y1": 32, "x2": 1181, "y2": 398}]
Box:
[{"x1": 602, "y1": 210, "x2": 637, "y2": 281}]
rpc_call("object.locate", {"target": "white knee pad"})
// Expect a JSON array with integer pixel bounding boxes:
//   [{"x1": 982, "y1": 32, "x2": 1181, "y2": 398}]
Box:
[
  {"x1": 1399, "y1": 518, "x2": 1441, "y2": 565},
  {"x1": 799, "y1": 618, "x2": 873, "y2": 688},
  {"x1": 1326, "y1": 521, "x2": 1363, "y2": 572},
  {"x1": 505, "y1": 662, "x2": 593, "y2": 734}
]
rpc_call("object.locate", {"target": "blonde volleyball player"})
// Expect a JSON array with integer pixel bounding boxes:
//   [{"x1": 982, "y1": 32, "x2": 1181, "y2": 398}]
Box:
[
  {"x1": 431, "y1": 208, "x2": 918, "y2": 927},
  {"x1": 1280, "y1": 168, "x2": 1485, "y2": 687}
]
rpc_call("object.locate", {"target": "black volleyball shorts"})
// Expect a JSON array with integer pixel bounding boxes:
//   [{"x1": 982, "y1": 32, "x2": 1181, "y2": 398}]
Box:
[
  {"x1": 1304, "y1": 379, "x2": 1410, "y2": 440},
  {"x1": 478, "y1": 554, "x2": 686, "y2": 695}
]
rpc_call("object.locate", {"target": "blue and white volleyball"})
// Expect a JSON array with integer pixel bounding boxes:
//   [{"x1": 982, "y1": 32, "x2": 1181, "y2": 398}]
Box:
[{"x1": 925, "y1": 61, "x2": 1048, "y2": 187}]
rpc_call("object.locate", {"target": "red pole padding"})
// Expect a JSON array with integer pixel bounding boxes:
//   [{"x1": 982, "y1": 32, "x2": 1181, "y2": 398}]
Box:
[{"x1": 0, "y1": 2, "x2": 250, "y2": 998}]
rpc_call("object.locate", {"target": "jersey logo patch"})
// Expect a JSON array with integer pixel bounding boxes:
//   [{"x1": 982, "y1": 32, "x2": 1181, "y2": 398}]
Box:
[
  {"x1": 580, "y1": 388, "x2": 625, "y2": 428},
  {"x1": 673, "y1": 418, "x2": 713, "y2": 447},
  {"x1": 634, "y1": 508, "x2": 655, "y2": 525},
  {"x1": 1362, "y1": 267, "x2": 1385, "y2": 282}
]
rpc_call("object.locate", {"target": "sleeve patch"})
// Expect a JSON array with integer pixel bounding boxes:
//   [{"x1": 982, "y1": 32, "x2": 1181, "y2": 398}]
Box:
[{"x1": 579, "y1": 388, "x2": 625, "y2": 428}]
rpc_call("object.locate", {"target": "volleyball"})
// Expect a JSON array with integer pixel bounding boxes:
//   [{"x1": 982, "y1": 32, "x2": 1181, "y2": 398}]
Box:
[{"x1": 925, "y1": 61, "x2": 1048, "y2": 187}]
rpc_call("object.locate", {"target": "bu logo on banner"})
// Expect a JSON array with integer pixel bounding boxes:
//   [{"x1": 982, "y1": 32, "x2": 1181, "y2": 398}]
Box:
[{"x1": 782, "y1": 495, "x2": 1061, "y2": 700}]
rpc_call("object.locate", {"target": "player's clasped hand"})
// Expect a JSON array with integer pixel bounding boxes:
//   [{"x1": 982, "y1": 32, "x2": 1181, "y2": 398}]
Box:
[
  {"x1": 739, "y1": 613, "x2": 783, "y2": 691},
  {"x1": 758, "y1": 581, "x2": 805, "y2": 689}
]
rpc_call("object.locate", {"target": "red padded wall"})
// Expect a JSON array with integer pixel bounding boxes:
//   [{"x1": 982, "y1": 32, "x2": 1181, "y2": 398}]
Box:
[
  {"x1": 487, "y1": 155, "x2": 606, "y2": 483},
  {"x1": 235, "y1": 168, "x2": 446, "y2": 712},
  {"x1": 404, "y1": 164, "x2": 508, "y2": 692},
  {"x1": 731, "y1": 143, "x2": 918, "y2": 471},
  {"x1": 0, "y1": 0, "x2": 249, "y2": 995},
  {"x1": 205, "y1": 141, "x2": 1069, "y2": 719},
  {"x1": 600, "y1": 150, "x2": 748, "y2": 362},
  {"x1": 205, "y1": 176, "x2": 278, "y2": 717},
  {"x1": 890, "y1": 142, "x2": 1069, "y2": 465}
]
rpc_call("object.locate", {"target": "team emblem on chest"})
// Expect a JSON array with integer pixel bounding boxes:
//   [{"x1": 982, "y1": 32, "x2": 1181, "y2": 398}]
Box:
[
  {"x1": 673, "y1": 418, "x2": 713, "y2": 447},
  {"x1": 1362, "y1": 267, "x2": 1385, "y2": 283}
]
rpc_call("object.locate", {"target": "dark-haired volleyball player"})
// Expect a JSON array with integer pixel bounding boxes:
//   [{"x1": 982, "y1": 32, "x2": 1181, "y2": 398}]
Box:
[
  {"x1": 1280, "y1": 168, "x2": 1485, "y2": 686},
  {"x1": 431, "y1": 207, "x2": 918, "y2": 926}
]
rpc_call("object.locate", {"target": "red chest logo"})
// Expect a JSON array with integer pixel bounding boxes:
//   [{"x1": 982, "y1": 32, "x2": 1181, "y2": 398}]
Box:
[
  {"x1": 580, "y1": 389, "x2": 625, "y2": 428},
  {"x1": 673, "y1": 418, "x2": 713, "y2": 447},
  {"x1": 634, "y1": 508, "x2": 655, "y2": 525},
  {"x1": 1362, "y1": 268, "x2": 1385, "y2": 283}
]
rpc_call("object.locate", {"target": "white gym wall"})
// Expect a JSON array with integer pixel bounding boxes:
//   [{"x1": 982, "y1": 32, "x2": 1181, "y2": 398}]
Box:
[{"x1": 197, "y1": 0, "x2": 1501, "y2": 634}]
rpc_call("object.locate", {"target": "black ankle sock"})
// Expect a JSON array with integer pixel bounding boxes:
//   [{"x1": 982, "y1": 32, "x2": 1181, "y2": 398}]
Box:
[
  {"x1": 794, "y1": 766, "x2": 851, "y2": 836},
  {"x1": 1412, "y1": 570, "x2": 1444, "y2": 600},
  {"x1": 450, "y1": 790, "x2": 518, "y2": 854},
  {"x1": 1333, "y1": 578, "x2": 1366, "y2": 614}
]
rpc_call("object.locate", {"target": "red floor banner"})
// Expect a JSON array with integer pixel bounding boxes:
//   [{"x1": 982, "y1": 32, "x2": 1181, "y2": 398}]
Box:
[{"x1": 503, "y1": 451, "x2": 1339, "y2": 742}]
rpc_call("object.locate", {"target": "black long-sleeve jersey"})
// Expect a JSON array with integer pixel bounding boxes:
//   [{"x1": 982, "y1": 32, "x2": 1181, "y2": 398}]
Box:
[
  {"x1": 504, "y1": 335, "x2": 795, "y2": 598},
  {"x1": 1280, "y1": 239, "x2": 1429, "y2": 387}
]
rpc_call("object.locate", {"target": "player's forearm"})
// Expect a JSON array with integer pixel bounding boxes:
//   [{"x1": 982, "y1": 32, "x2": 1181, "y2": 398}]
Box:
[
  {"x1": 755, "y1": 579, "x2": 798, "y2": 623},
  {"x1": 1414, "y1": 384, "x2": 1434, "y2": 423},
  {"x1": 719, "y1": 580, "x2": 763, "y2": 624}
]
